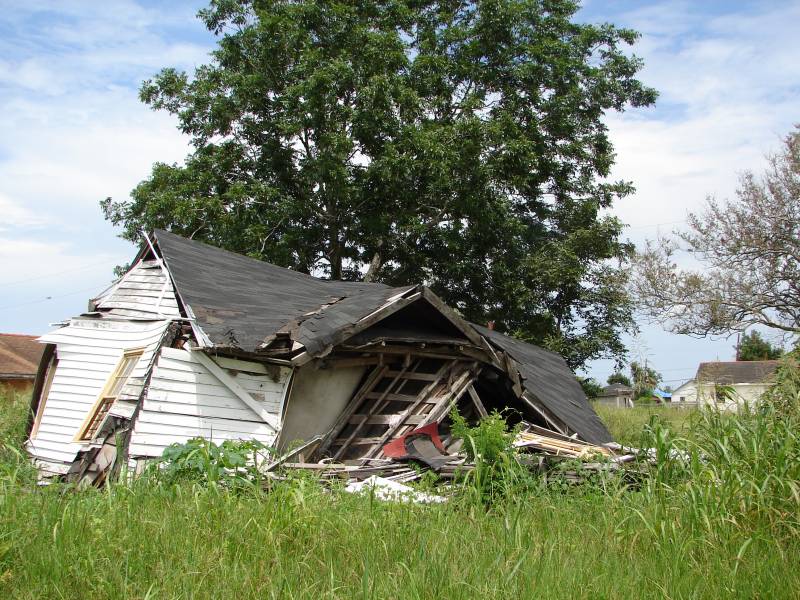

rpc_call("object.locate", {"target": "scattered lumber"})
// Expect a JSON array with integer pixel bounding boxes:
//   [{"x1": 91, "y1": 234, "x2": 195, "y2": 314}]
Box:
[{"x1": 513, "y1": 430, "x2": 613, "y2": 459}]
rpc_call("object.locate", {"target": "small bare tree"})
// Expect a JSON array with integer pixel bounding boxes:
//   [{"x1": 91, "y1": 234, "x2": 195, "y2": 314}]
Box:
[{"x1": 632, "y1": 126, "x2": 800, "y2": 338}]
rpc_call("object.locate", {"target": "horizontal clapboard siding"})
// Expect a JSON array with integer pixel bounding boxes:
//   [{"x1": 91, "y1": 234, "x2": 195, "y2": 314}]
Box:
[
  {"x1": 129, "y1": 348, "x2": 291, "y2": 459},
  {"x1": 29, "y1": 319, "x2": 169, "y2": 468},
  {"x1": 95, "y1": 260, "x2": 182, "y2": 319}
]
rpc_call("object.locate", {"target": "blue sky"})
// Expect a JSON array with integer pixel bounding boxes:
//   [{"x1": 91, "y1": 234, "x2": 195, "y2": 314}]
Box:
[{"x1": 1, "y1": 1, "x2": 798, "y2": 387}]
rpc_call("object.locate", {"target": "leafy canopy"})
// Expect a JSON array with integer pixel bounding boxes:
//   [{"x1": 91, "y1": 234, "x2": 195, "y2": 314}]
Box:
[
  {"x1": 103, "y1": 0, "x2": 656, "y2": 369},
  {"x1": 630, "y1": 360, "x2": 660, "y2": 397},
  {"x1": 607, "y1": 371, "x2": 631, "y2": 387}
]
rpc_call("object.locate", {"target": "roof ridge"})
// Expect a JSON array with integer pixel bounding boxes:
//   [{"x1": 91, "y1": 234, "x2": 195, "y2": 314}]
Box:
[{"x1": 154, "y1": 229, "x2": 333, "y2": 284}]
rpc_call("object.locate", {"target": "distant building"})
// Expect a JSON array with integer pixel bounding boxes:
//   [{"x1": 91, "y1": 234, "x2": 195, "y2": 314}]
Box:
[
  {"x1": 671, "y1": 379, "x2": 697, "y2": 405},
  {"x1": 595, "y1": 383, "x2": 634, "y2": 408},
  {"x1": 0, "y1": 334, "x2": 45, "y2": 392},
  {"x1": 652, "y1": 388, "x2": 672, "y2": 403},
  {"x1": 671, "y1": 361, "x2": 780, "y2": 410}
]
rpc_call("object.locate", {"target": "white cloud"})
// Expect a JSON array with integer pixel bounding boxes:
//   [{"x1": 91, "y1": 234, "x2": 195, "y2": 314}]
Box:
[
  {"x1": 603, "y1": 1, "x2": 800, "y2": 242},
  {"x1": 0, "y1": 0, "x2": 210, "y2": 334}
]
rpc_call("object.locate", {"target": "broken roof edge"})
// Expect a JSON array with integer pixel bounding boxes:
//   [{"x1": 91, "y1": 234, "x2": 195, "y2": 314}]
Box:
[{"x1": 472, "y1": 325, "x2": 613, "y2": 445}]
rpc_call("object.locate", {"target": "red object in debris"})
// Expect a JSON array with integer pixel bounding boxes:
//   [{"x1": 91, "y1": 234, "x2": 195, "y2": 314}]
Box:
[{"x1": 382, "y1": 422, "x2": 446, "y2": 458}]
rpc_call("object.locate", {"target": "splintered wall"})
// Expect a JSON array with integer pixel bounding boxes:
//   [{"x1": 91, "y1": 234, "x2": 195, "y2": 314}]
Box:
[{"x1": 128, "y1": 348, "x2": 292, "y2": 460}]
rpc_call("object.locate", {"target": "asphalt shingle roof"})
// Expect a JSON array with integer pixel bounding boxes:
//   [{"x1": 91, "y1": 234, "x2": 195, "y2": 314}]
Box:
[{"x1": 696, "y1": 361, "x2": 780, "y2": 385}]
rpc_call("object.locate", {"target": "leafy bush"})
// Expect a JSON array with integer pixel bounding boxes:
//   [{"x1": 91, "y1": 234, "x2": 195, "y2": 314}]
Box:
[
  {"x1": 449, "y1": 408, "x2": 533, "y2": 503},
  {"x1": 638, "y1": 363, "x2": 800, "y2": 540},
  {"x1": 449, "y1": 409, "x2": 518, "y2": 465},
  {"x1": 154, "y1": 437, "x2": 272, "y2": 487}
]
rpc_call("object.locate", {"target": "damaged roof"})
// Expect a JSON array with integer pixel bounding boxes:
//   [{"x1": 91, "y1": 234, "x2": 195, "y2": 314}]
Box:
[
  {"x1": 154, "y1": 229, "x2": 409, "y2": 352},
  {"x1": 475, "y1": 326, "x2": 613, "y2": 445},
  {"x1": 153, "y1": 230, "x2": 612, "y2": 444}
]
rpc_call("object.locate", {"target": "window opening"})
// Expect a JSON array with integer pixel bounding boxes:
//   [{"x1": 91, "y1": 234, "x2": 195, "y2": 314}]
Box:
[{"x1": 75, "y1": 348, "x2": 143, "y2": 442}]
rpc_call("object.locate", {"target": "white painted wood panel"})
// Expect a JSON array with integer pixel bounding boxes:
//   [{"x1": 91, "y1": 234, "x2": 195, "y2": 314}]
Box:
[
  {"x1": 129, "y1": 348, "x2": 292, "y2": 459},
  {"x1": 95, "y1": 259, "x2": 182, "y2": 319},
  {"x1": 28, "y1": 319, "x2": 169, "y2": 469}
]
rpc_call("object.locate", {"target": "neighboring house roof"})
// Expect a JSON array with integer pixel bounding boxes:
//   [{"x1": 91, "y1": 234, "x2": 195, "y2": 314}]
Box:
[
  {"x1": 653, "y1": 388, "x2": 672, "y2": 399},
  {"x1": 696, "y1": 361, "x2": 780, "y2": 385},
  {"x1": 598, "y1": 383, "x2": 634, "y2": 396},
  {"x1": 153, "y1": 230, "x2": 612, "y2": 445},
  {"x1": 0, "y1": 333, "x2": 45, "y2": 380}
]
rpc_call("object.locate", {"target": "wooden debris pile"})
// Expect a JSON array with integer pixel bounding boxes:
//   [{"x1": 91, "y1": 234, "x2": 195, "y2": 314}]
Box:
[{"x1": 266, "y1": 421, "x2": 646, "y2": 491}]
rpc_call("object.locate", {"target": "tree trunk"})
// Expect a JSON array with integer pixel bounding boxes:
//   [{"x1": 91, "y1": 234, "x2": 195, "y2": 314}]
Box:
[{"x1": 363, "y1": 241, "x2": 384, "y2": 282}]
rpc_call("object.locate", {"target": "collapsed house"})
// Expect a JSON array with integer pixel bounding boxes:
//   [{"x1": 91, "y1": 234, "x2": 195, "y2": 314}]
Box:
[{"x1": 25, "y1": 230, "x2": 612, "y2": 482}]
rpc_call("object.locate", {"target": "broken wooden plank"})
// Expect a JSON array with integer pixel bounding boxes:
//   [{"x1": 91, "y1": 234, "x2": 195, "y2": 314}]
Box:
[{"x1": 467, "y1": 384, "x2": 488, "y2": 418}]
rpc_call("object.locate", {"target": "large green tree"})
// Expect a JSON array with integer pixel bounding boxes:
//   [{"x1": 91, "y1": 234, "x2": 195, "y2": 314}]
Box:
[{"x1": 103, "y1": 0, "x2": 656, "y2": 369}]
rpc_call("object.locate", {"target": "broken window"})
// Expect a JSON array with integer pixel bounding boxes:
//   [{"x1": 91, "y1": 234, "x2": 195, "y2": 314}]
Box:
[
  {"x1": 75, "y1": 348, "x2": 143, "y2": 442},
  {"x1": 30, "y1": 354, "x2": 58, "y2": 439}
]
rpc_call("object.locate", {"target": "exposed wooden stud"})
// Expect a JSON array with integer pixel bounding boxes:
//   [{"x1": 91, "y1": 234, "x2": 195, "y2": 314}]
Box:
[
  {"x1": 363, "y1": 360, "x2": 456, "y2": 458},
  {"x1": 467, "y1": 384, "x2": 488, "y2": 418},
  {"x1": 332, "y1": 359, "x2": 419, "y2": 460},
  {"x1": 419, "y1": 368, "x2": 478, "y2": 427}
]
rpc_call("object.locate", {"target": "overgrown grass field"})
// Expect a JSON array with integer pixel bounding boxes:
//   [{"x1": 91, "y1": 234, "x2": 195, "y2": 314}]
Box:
[{"x1": 1, "y1": 381, "x2": 799, "y2": 599}]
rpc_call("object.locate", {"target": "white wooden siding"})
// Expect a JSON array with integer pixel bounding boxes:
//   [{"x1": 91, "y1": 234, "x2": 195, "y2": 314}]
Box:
[
  {"x1": 94, "y1": 259, "x2": 181, "y2": 319},
  {"x1": 127, "y1": 347, "x2": 291, "y2": 458},
  {"x1": 26, "y1": 318, "x2": 169, "y2": 470}
]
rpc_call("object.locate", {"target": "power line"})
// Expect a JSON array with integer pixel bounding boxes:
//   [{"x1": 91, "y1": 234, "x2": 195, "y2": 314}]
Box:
[
  {"x1": 625, "y1": 219, "x2": 687, "y2": 231},
  {"x1": 0, "y1": 284, "x2": 107, "y2": 311},
  {"x1": 6, "y1": 260, "x2": 114, "y2": 287}
]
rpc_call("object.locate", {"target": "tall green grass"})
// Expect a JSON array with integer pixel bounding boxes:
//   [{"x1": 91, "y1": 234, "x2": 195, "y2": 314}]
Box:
[{"x1": 1, "y1": 379, "x2": 799, "y2": 598}]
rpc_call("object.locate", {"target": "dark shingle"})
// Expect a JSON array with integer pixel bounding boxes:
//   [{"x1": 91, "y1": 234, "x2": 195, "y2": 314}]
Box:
[
  {"x1": 154, "y1": 230, "x2": 403, "y2": 352},
  {"x1": 154, "y1": 231, "x2": 612, "y2": 443},
  {"x1": 696, "y1": 361, "x2": 780, "y2": 385},
  {"x1": 473, "y1": 325, "x2": 613, "y2": 444}
]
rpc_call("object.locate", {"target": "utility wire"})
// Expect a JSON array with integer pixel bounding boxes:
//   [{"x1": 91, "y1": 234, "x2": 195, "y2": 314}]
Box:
[
  {"x1": 625, "y1": 219, "x2": 687, "y2": 231},
  {"x1": 6, "y1": 260, "x2": 113, "y2": 287},
  {"x1": 0, "y1": 284, "x2": 107, "y2": 311}
]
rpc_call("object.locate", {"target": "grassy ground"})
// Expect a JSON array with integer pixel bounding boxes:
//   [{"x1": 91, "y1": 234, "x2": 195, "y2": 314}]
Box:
[{"x1": 1, "y1": 386, "x2": 799, "y2": 599}]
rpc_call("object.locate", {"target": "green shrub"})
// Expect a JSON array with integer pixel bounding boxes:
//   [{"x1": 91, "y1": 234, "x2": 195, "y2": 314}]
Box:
[{"x1": 153, "y1": 437, "x2": 273, "y2": 488}]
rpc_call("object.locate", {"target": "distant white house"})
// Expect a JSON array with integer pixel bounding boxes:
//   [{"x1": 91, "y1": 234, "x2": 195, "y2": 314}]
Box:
[
  {"x1": 595, "y1": 383, "x2": 634, "y2": 408},
  {"x1": 670, "y1": 361, "x2": 780, "y2": 410}
]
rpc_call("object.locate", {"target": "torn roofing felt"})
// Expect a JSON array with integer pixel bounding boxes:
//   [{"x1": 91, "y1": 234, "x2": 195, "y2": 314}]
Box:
[
  {"x1": 154, "y1": 229, "x2": 410, "y2": 352},
  {"x1": 474, "y1": 325, "x2": 613, "y2": 445}
]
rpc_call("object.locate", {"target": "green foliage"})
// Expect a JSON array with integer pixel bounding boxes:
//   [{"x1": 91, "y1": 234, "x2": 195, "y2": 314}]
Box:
[
  {"x1": 3, "y1": 389, "x2": 800, "y2": 597},
  {"x1": 760, "y1": 353, "x2": 800, "y2": 416},
  {"x1": 607, "y1": 371, "x2": 631, "y2": 386},
  {"x1": 577, "y1": 376, "x2": 603, "y2": 398},
  {"x1": 449, "y1": 408, "x2": 518, "y2": 465},
  {"x1": 155, "y1": 437, "x2": 272, "y2": 487},
  {"x1": 737, "y1": 330, "x2": 783, "y2": 361},
  {"x1": 0, "y1": 387, "x2": 37, "y2": 485},
  {"x1": 103, "y1": 0, "x2": 658, "y2": 369},
  {"x1": 449, "y1": 408, "x2": 531, "y2": 503},
  {"x1": 630, "y1": 360, "x2": 661, "y2": 396}
]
